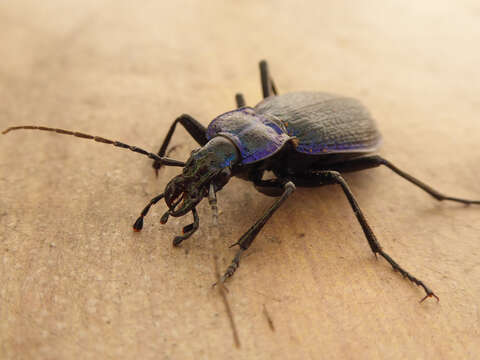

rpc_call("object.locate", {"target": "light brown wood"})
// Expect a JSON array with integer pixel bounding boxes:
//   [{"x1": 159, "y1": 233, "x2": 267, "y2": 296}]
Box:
[{"x1": 1, "y1": 1, "x2": 479, "y2": 359}]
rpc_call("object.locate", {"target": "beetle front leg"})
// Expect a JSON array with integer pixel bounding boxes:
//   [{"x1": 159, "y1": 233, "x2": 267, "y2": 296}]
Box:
[
  {"x1": 310, "y1": 170, "x2": 438, "y2": 302},
  {"x1": 220, "y1": 181, "x2": 295, "y2": 283},
  {"x1": 153, "y1": 114, "x2": 207, "y2": 176}
]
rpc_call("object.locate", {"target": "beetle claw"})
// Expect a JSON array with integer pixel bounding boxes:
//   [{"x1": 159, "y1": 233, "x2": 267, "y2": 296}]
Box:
[
  {"x1": 212, "y1": 278, "x2": 229, "y2": 292},
  {"x1": 419, "y1": 291, "x2": 439, "y2": 303}
]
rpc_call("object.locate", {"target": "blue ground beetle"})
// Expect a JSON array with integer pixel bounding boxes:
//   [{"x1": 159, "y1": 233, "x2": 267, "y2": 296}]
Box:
[{"x1": 4, "y1": 60, "x2": 479, "y2": 302}]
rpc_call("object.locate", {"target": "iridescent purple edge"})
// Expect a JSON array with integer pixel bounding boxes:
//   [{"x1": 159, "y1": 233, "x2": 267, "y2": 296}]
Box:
[
  {"x1": 207, "y1": 108, "x2": 291, "y2": 165},
  {"x1": 296, "y1": 138, "x2": 382, "y2": 154}
]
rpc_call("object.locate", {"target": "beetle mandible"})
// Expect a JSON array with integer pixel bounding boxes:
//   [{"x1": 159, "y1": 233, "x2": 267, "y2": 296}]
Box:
[{"x1": 4, "y1": 60, "x2": 479, "y2": 302}]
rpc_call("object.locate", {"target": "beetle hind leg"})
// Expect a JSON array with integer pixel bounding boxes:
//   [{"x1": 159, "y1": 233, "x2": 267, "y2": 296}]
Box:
[
  {"x1": 307, "y1": 170, "x2": 438, "y2": 302},
  {"x1": 374, "y1": 156, "x2": 480, "y2": 205},
  {"x1": 259, "y1": 60, "x2": 278, "y2": 98},
  {"x1": 327, "y1": 155, "x2": 480, "y2": 204},
  {"x1": 235, "y1": 93, "x2": 246, "y2": 108}
]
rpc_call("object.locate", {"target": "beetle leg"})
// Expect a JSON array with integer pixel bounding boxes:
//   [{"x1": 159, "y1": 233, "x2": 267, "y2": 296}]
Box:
[
  {"x1": 253, "y1": 178, "x2": 286, "y2": 197},
  {"x1": 235, "y1": 93, "x2": 246, "y2": 108},
  {"x1": 309, "y1": 170, "x2": 438, "y2": 302},
  {"x1": 153, "y1": 114, "x2": 207, "y2": 176},
  {"x1": 259, "y1": 60, "x2": 278, "y2": 98},
  {"x1": 220, "y1": 181, "x2": 295, "y2": 283},
  {"x1": 249, "y1": 169, "x2": 285, "y2": 197},
  {"x1": 327, "y1": 155, "x2": 480, "y2": 205}
]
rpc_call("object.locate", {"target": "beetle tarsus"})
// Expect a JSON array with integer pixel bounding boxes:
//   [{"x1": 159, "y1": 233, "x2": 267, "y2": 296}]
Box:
[
  {"x1": 221, "y1": 181, "x2": 295, "y2": 281},
  {"x1": 420, "y1": 291, "x2": 439, "y2": 303},
  {"x1": 376, "y1": 248, "x2": 437, "y2": 302},
  {"x1": 211, "y1": 278, "x2": 230, "y2": 292},
  {"x1": 221, "y1": 249, "x2": 244, "y2": 282},
  {"x1": 305, "y1": 170, "x2": 441, "y2": 301}
]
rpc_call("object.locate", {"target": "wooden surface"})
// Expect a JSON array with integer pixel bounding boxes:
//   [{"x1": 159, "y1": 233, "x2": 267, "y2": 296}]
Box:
[{"x1": 1, "y1": 1, "x2": 479, "y2": 359}]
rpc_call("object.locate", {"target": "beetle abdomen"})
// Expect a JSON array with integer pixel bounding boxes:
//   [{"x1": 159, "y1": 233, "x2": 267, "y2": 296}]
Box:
[{"x1": 255, "y1": 92, "x2": 381, "y2": 155}]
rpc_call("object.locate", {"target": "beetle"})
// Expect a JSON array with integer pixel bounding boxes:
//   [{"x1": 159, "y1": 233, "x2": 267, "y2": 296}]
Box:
[{"x1": 3, "y1": 60, "x2": 479, "y2": 302}]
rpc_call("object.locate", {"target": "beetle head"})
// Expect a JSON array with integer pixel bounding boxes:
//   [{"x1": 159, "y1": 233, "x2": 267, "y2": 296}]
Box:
[{"x1": 164, "y1": 136, "x2": 239, "y2": 217}]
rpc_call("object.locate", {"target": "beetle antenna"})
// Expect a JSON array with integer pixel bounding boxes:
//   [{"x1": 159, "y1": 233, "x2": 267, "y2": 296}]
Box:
[{"x1": 2, "y1": 125, "x2": 185, "y2": 167}]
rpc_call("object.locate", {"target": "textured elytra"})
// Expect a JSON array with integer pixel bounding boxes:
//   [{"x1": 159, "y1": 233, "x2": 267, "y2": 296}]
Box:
[{"x1": 255, "y1": 92, "x2": 381, "y2": 154}]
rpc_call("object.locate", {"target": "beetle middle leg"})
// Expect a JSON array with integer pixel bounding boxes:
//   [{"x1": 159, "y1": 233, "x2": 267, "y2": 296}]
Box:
[
  {"x1": 220, "y1": 180, "x2": 295, "y2": 283},
  {"x1": 307, "y1": 170, "x2": 438, "y2": 302},
  {"x1": 153, "y1": 114, "x2": 208, "y2": 175}
]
